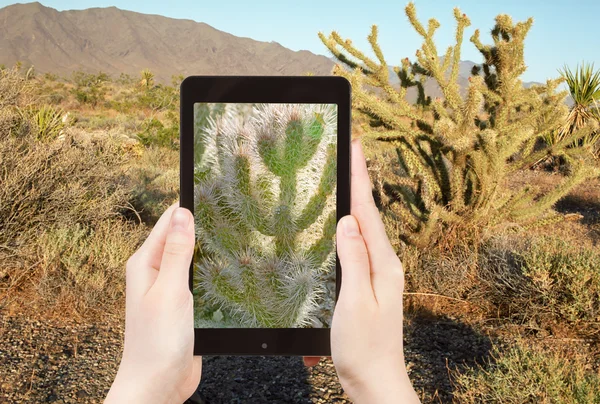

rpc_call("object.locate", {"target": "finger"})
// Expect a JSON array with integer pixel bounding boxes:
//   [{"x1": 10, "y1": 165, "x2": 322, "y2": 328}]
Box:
[
  {"x1": 350, "y1": 139, "x2": 397, "y2": 271},
  {"x1": 126, "y1": 203, "x2": 179, "y2": 301},
  {"x1": 156, "y1": 207, "x2": 195, "y2": 293},
  {"x1": 136, "y1": 202, "x2": 179, "y2": 270},
  {"x1": 303, "y1": 357, "x2": 321, "y2": 367},
  {"x1": 336, "y1": 215, "x2": 374, "y2": 302}
]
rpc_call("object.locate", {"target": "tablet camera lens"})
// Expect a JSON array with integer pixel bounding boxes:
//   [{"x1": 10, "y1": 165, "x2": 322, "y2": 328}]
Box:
[{"x1": 261, "y1": 343, "x2": 268, "y2": 349}]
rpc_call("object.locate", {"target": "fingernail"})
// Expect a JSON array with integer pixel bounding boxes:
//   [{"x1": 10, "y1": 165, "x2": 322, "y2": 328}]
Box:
[
  {"x1": 171, "y1": 208, "x2": 190, "y2": 231},
  {"x1": 342, "y1": 216, "x2": 360, "y2": 237}
]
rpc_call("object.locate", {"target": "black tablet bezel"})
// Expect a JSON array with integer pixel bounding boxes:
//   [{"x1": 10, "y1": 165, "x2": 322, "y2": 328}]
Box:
[{"x1": 180, "y1": 76, "x2": 351, "y2": 356}]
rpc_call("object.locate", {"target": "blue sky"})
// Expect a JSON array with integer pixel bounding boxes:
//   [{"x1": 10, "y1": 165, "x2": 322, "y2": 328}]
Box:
[{"x1": 2, "y1": 0, "x2": 598, "y2": 82}]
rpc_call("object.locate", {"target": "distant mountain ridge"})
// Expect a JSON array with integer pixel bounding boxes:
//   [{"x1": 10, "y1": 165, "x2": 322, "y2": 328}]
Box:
[
  {"x1": 0, "y1": 2, "x2": 550, "y2": 104},
  {"x1": 0, "y1": 2, "x2": 336, "y2": 82}
]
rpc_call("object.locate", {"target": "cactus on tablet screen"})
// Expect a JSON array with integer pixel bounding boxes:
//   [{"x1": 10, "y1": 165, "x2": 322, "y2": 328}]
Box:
[{"x1": 193, "y1": 103, "x2": 337, "y2": 328}]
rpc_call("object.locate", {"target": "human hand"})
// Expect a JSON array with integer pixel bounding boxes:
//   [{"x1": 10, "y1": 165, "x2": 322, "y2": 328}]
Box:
[
  {"x1": 105, "y1": 204, "x2": 202, "y2": 404},
  {"x1": 331, "y1": 139, "x2": 420, "y2": 403}
]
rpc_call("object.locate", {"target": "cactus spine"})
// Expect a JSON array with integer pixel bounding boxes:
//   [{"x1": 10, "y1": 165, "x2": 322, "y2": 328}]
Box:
[{"x1": 193, "y1": 103, "x2": 337, "y2": 328}]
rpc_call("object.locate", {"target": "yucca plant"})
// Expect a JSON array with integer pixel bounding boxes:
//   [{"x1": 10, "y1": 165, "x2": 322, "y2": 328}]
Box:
[
  {"x1": 560, "y1": 63, "x2": 600, "y2": 133},
  {"x1": 555, "y1": 63, "x2": 600, "y2": 158},
  {"x1": 192, "y1": 103, "x2": 337, "y2": 328},
  {"x1": 320, "y1": 3, "x2": 600, "y2": 247},
  {"x1": 140, "y1": 68, "x2": 155, "y2": 89},
  {"x1": 17, "y1": 104, "x2": 66, "y2": 141}
]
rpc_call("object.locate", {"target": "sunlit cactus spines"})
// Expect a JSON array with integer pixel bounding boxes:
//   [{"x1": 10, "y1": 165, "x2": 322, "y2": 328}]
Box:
[
  {"x1": 320, "y1": 4, "x2": 600, "y2": 248},
  {"x1": 193, "y1": 103, "x2": 337, "y2": 328}
]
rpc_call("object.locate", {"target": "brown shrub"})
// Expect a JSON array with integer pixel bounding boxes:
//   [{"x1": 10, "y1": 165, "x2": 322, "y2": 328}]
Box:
[
  {"x1": 0, "y1": 133, "x2": 130, "y2": 250},
  {"x1": 0, "y1": 130, "x2": 141, "y2": 315},
  {"x1": 0, "y1": 65, "x2": 34, "y2": 110}
]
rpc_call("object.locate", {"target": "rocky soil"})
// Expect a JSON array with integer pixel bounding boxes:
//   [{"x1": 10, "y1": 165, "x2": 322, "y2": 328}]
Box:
[{"x1": 0, "y1": 311, "x2": 494, "y2": 404}]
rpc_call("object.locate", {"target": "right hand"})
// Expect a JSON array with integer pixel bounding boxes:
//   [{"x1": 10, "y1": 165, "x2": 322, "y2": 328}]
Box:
[{"x1": 331, "y1": 139, "x2": 420, "y2": 403}]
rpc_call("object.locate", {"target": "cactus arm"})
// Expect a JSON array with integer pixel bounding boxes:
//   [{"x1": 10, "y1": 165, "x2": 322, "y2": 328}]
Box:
[
  {"x1": 307, "y1": 210, "x2": 338, "y2": 267},
  {"x1": 228, "y1": 153, "x2": 273, "y2": 236},
  {"x1": 296, "y1": 142, "x2": 337, "y2": 230}
]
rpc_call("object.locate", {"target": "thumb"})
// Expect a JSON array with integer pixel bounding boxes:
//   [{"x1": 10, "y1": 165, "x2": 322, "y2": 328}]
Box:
[
  {"x1": 156, "y1": 207, "x2": 195, "y2": 291},
  {"x1": 336, "y1": 215, "x2": 373, "y2": 302}
]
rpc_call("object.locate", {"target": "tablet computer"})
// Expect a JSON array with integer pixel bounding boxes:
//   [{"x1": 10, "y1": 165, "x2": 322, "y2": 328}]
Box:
[{"x1": 180, "y1": 76, "x2": 350, "y2": 355}]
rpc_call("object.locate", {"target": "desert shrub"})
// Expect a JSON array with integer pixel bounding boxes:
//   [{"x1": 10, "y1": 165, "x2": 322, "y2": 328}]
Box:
[
  {"x1": 46, "y1": 92, "x2": 66, "y2": 105},
  {"x1": 321, "y1": 4, "x2": 600, "y2": 248},
  {"x1": 0, "y1": 65, "x2": 35, "y2": 138},
  {"x1": 43, "y1": 72, "x2": 59, "y2": 81},
  {"x1": 71, "y1": 71, "x2": 110, "y2": 106},
  {"x1": 452, "y1": 338, "x2": 600, "y2": 403},
  {"x1": 135, "y1": 83, "x2": 178, "y2": 112},
  {"x1": 0, "y1": 131, "x2": 144, "y2": 314},
  {"x1": 116, "y1": 73, "x2": 135, "y2": 86},
  {"x1": 401, "y1": 242, "x2": 480, "y2": 301},
  {"x1": 36, "y1": 219, "x2": 145, "y2": 313},
  {"x1": 75, "y1": 114, "x2": 120, "y2": 131},
  {"x1": 126, "y1": 145, "x2": 179, "y2": 223},
  {"x1": 0, "y1": 133, "x2": 130, "y2": 250},
  {"x1": 0, "y1": 65, "x2": 34, "y2": 110},
  {"x1": 136, "y1": 113, "x2": 179, "y2": 149},
  {"x1": 479, "y1": 235, "x2": 600, "y2": 325}
]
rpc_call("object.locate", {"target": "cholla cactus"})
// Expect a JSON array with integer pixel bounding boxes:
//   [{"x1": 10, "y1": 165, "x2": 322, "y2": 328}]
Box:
[
  {"x1": 193, "y1": 103, "x2": 337, "y2": 328},
  {"x1": 320, "y1": 3, "x2": 600, "y2": 247}
]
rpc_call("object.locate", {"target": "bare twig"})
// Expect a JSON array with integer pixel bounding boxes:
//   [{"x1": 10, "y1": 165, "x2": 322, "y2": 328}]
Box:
[{"x1": 403, "y1": 292, "x2": 471, "y2": 304}]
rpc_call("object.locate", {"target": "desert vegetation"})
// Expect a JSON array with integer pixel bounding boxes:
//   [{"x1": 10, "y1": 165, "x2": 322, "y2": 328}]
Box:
[
  {"x1": 1, "y1": 2, "x2": 600, "y2": 402},
  {"x1": 320, "y1": 2, "x2": 600, "y2": 402},
  {"x1": 0, "y1": 65, "x2": 180, "y2": 317}
]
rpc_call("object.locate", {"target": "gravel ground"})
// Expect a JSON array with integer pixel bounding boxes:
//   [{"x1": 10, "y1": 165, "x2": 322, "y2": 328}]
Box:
[{"x1": 1, "y1": 311, "x2": 494, "y2": 403}]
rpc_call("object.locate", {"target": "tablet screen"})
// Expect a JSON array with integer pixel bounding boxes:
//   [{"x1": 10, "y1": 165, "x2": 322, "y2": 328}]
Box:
[{"x1": 192, "y1": 103, "x2": 337, "y2": 329}]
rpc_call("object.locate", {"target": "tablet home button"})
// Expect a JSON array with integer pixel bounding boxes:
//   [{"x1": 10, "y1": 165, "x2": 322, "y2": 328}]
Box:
[{"x1": 261, "y1": 343, "x2": 268, "y2": 349}]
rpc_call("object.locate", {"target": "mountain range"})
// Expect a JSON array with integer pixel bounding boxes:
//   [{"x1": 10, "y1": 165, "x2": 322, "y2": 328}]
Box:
[
  {"x1": 1, "y1": 2, "x2": 547, "y2": 103},
  {"x1": 0, "y1": 2, "x2": 335, "y2": 82}
]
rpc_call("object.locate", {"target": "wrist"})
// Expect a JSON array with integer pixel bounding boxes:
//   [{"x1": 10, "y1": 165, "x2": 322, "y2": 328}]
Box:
[
  {"x1": 105, "y1": 363, "x2": 172, "y2": 404},
  {"x1": 343, "y1": 370, "x2": 420, "y2": 404}
]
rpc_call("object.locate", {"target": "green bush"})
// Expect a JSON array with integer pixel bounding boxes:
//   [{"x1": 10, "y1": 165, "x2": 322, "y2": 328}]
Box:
[
  {"x1": 136, "y1": 113, "x2": 179, "y2": 149},
  {"x1": 135, "y1": 84, "x2": 178, "y2": 112},
  {"x1": 71, "y1": 71, "x2": 110, "y2": 106},
  {"x1": 452, "y1": 338, "x2": 600, "y2": 403},
  {"x1": 37, "y1": 219, "x2": 145, "y2": 313},
  {"x1": 480, "y1": 235, "x2": 600, "y2": 325}
]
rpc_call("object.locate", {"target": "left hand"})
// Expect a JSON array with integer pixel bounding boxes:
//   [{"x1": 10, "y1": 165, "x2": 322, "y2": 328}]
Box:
[{"x1": 105, "y1": 204, "x2": 202, "y2": 404}]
